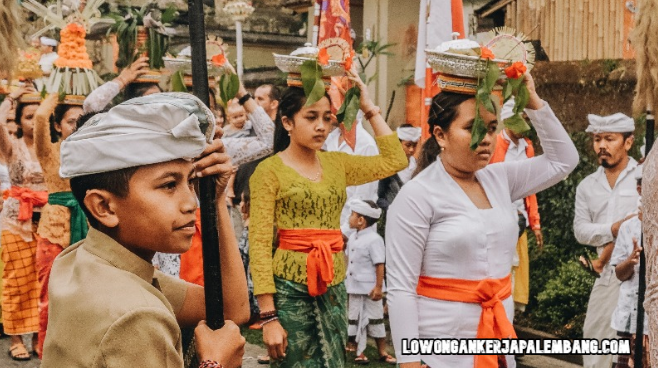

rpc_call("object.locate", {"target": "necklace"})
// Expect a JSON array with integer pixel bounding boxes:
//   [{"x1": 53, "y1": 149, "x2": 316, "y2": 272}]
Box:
[{"x1": 284, "y1": 151, "x2": 322, "y2": 181}]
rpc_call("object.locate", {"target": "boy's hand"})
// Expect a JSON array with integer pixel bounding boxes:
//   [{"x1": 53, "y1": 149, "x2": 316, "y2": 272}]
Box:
[
  {"x1": 627, "y1": 237, "x2": 642, "y2": 266},
  {"x1": 263, "y1": 320, "x2": 288, "y2": 361},
  {"x1": 193, "y1": 137, "x2": 233, "y2": 193},
  {"x1": 194, "y1": 320, "x2": 245, "y2": 368},
  {"x1": 369, "y1": 286, "x2": 383, "y2": 301}
]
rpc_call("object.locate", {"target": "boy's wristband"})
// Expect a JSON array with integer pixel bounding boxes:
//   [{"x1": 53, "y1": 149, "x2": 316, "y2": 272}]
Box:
[{"x1": 199, "y1": 360, "x2": 223, "y2": 368}]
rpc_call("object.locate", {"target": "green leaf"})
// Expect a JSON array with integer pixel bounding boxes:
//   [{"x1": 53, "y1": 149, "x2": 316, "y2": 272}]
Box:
[
  {"x1": 160, "y1": 5, "x2": 178, "y2": 24},
  {"x1": 504, "y1": 114, "x2": 531, "y2": 134},
  {"x1": 469, "y1": 101, "x2": 488, "y2": 150},
  {"x1": 484, "y1": 62, "x2": 500, "y2": 91},
  {"x1": 336, "y1": 87, "x2": 361, "y2": 130},
  {"x1": 503, "y1": 82, "x2": 513, "y2": 102},
  {"x1": 227, "y1": 73, "x2": 240, "y2": 100},
  {"x1": 515, "y1": 84, "x2": 530, "y2": 114},
  {"x1": 306, "y1": 79, "x2": 326, "y2": 107},
  {"x1": 301, "y1": 60, "x2": 323, "y2": 105},
  {"x1": 171, "y1": 70, "x2": 187, "y2": 92}
]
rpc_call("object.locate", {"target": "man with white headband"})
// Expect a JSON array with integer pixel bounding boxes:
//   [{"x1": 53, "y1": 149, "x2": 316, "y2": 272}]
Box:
[
  {"x1": 574, "y1": 112, "x2": 639, "y2": 368},
  {"x1": 377, "y1": 124, "x2": 421, "y2": 211},
  {"x1": 489, "y1": 98, "x2": 542, "y2": 314},
  {"x1": 37, "y1": 37, "x2": 59, "y2": 91},
  {"x1": 42, "y1": 93, "x2": 249, "y2": 368},
  {"x1": 344, "y1": 199, "x2": 396, "y2": 365},
  {"x1": 324, "y1": 111, "x2": 379, "y2": 238}
]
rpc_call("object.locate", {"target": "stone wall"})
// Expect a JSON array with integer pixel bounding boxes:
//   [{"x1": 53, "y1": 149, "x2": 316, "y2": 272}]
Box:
[{"x1": 531, "y1": 59, "x2": 637, "y2": 132}]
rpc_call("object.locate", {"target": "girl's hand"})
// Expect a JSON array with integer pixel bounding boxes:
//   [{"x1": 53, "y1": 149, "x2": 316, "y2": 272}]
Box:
[
  {"x1": 262, "y1": 320, "x2": 288, "y2": 361},
  {"x1": 345, "y1": 65, "x2": 376, "y2": 113},
  {"x1": 523, "y1": 73, "x2": 544, "y2": 110},
  {"x1": 116, "y1": 57, "x2": 150, "y2": 87}
]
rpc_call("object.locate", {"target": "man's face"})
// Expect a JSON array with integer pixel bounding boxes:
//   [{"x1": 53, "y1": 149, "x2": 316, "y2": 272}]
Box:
[
  {"x1": 112, "y1": 159, "x2": 198, "y2": 258},
  {"x1": 400, "y1": 140, "x2": 418, "y2": 159},
  {"x1": 592, "y1": 132, "x2": 633, "y2": 169},
  {"x1": 227, "y1": 103, "x2": 247, "y2": 130},
  {"x1": 255, "y1": 86, "x2": 278, "y2": 116}
]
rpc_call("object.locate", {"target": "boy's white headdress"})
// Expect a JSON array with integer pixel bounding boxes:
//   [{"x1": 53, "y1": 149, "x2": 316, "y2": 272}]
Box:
[
  {"x1": 60, "y1": 93, "x2": 216, "y2": 178},
  {"x1": 348, "y1": 198, "x2": 381, "y2": 219}
]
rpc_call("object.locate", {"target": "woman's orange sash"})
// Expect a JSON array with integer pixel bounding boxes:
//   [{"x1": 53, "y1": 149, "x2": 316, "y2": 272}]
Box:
[
  {"x1": 416, "y1": 274, "x2": 516, "y2": 368},
  {"x1": 4, "y1": 186, "x2": 48, "y2": 221},
  {"x1": 277, "y1": 229, "x2": 343, "y2": 297}
]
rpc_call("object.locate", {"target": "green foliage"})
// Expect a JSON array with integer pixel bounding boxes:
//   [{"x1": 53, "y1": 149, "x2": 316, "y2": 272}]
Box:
[
  {"x1": 300, "y1": 60, "x2": 325, "y2": 107},
  {"x1": 219, "y1": 73, "x2": 240, "y2": 107},
  {"x1": 534, "y1": 260, "x2": 595, "y2": 339},
  {"x1": 171, "y1": 70, "x2": 187, "y2": 92},
  {"x1": 336, "y1": 86, "x2": 361, "y2": 131},
  {"x1": 355, "y1": 40, "x2": 396, "y2": 85}
]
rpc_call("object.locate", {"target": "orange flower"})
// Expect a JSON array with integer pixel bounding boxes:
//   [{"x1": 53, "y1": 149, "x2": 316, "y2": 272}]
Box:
[
  {"x1": 480, "y1": 47, "x2": 495, "y2": 60},
  {"x1": 211, "y1": 53, "x2": 226, "y2": 66},
  {"x1": 504, "y1": 61, "x2": 527, "y2": 79},
  {"x1": 65, "y1": 22, "x2": 86, "y2": 36},
  {"x1": 344, "y1": 49, "x2": 354, "y2": 71},
  {"x1": 318, "y1": 48, "x2": 330, "y2": 66}
]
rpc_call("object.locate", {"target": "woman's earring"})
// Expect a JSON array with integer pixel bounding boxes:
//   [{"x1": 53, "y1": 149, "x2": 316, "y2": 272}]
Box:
[{"x1": 287, "y1": 131, "x2": 291, "y2": 137}]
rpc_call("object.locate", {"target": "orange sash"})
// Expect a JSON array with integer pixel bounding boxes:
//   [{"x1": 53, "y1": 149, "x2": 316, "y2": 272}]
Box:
[
  {"x1": 4, "y1": 186, "x2": 48, "y2": 221},
  {"x1": 277, "y1": 229, "x2": 343, "y2": 297},
  {"x1": 416, "y1": 274, "x2": 516, "y2": 368}
]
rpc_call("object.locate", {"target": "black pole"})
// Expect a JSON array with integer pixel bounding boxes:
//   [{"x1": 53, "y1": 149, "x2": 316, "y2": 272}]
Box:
[
  {"x1": 188, "y1": 0, "x2": 224, "y2": 330},
  {"x1": 635, "y1": 109, "x2": 654, "y2": 367}
]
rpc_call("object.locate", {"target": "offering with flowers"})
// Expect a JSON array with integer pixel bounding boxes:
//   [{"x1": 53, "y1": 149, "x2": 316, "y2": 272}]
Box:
[{"x1": 426, "y1": 28, "x2": 536, "y2": 149}]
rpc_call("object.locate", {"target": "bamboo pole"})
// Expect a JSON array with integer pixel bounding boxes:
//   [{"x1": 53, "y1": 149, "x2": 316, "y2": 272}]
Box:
[{"x1": 187, "y1": 0, "x2": 225, "y2": 330}]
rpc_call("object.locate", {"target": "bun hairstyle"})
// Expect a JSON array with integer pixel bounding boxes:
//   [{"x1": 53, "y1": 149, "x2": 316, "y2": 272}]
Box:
[
  {"x1": 273, "y1": 87, "x2": 331, "y2": 153},
  {"x1": 412, "y1": 92, "x2": 473, "y2": 176}
]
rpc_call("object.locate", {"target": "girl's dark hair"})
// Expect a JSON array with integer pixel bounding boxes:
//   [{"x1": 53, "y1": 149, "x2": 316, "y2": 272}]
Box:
[
  {"x1": 413, "y1": 92, "x2": 473, "y2": 175},
  {"x1": 14, "y1": 101, "x2": 40, "y2": 138},
  {"x1": 273, "y1": 87, "x2": 331, "y2": 153},
  {"x1": 124, "y1": 82, "x2": 162, "y2": 100}
]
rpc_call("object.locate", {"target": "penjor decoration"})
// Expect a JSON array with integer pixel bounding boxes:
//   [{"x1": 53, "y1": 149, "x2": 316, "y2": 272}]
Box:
[{"x1": 21, "y1": 0, "x2": 112, "y2": 97}]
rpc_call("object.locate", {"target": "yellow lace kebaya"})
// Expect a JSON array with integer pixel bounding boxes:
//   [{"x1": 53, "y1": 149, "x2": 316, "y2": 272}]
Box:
[{"x1": 249, "y1": 133, "x2": 407, "y2": 295}]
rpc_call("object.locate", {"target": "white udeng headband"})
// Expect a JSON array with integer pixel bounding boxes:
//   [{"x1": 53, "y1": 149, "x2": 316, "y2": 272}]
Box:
[
  {"x1": 349, "y1": 198, "x2": 382, "y2": 219},
  {"x1": 397, "y1": 126, "x2": 421, "y2": 142},
  {"x1": 585, "y1": 113, "x2": 635, "y2": 134}
]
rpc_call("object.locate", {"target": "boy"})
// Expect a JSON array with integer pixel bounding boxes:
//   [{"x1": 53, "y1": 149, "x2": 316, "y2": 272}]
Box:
[
  {"x1": 611, "y1": 165, "x2": 649, "y2": 368},
  {"x1": 42, "y1": 93, "x2": 250, "y2": 367},
  {"x1": 345, "y1": 199, "x2": 396, "y2": 365}
]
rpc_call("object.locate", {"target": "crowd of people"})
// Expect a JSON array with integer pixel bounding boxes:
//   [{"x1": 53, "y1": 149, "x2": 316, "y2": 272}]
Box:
[{"x1": 0, "y1": 29, "x2": 655, "y2": 368}]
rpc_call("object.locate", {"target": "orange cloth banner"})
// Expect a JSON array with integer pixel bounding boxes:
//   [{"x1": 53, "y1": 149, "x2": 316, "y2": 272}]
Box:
[
  {"x1": 416, "y1": 273, "x2": 516, "y2": 368},
  {"x1": 278, "y1": 228, "x2": 343, "y2": 296},
  {"x1": 4, "y1": 186, "x2": 48, "y2": 221}
]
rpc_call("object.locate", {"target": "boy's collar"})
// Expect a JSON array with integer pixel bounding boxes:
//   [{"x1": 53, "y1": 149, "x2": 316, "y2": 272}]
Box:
[
  {"x1": 355, "y1": 225, "x2": 377, "y2": 237},
  {"x1": 82, "y1": 228, "x2": 156, "y2": 284}
]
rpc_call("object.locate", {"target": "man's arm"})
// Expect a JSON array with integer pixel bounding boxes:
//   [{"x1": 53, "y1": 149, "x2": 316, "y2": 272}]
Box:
[{"x1": 573, "y1": 183, "x2": 614, "y2": 247}]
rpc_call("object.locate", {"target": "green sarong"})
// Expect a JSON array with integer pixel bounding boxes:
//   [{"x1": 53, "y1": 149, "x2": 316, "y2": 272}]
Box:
[
  {"x1": 47, "y1": 191, "x2": 88, "y2": 244},
  {"x1": 272, "y1": 276, "x2": 347, "y2": 368}
]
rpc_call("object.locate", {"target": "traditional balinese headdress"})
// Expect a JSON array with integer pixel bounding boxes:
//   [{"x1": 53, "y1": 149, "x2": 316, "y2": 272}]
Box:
[{"x1": 426, "y1": 28, "x2": 535, "y2": 149}]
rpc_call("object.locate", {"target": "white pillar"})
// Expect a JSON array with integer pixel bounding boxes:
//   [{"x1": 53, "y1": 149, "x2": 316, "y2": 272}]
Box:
[{"x1": 236, "y1": 20, "x2": 244, "y2": 79}]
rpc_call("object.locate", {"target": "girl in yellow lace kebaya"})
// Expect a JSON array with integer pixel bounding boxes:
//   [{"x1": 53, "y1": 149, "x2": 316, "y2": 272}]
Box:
[{"x1": 249, "y1": 69, "x2": 407, "y2": 368}]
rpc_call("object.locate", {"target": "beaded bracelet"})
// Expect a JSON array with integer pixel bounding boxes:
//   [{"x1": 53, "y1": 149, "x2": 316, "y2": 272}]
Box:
[
  {"x1": 260, "y1": 316, "x2": 279, "y2": 327},
  {"x1": 199, "y1": 360, "x2": 223, "y2": 368},
  {"x1": 260, "y1": 310, "x2": 278, "y2": 319}
]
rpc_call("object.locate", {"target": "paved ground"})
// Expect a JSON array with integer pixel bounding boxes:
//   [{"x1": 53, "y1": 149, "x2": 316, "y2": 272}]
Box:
[{"x1": 0, "y1": 335, "x2": 581, "y2": 367}]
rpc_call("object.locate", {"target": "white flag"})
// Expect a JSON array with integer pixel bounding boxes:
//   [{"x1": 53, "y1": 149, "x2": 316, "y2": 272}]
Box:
[{"x1": 415, "y1": 0, "x2": 460, "y2": 88}]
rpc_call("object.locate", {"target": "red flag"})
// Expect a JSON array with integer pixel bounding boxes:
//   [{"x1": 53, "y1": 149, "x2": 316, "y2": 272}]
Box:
[{"x1": 318, "y1": 0, "x2": 357, "y2": 149}]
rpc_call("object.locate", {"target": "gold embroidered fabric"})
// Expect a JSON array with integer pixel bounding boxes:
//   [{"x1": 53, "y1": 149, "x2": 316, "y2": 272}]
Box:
[
  {"x1": 34, "y1": 97, "x2": 71, "y2": 247},
  {"x1": 249, "y1": 133, "x2": 407, "y2": 295}
]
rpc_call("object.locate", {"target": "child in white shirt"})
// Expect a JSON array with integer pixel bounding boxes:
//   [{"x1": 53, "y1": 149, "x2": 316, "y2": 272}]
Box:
[{"x1": 345, "y1": 199, "x2": 396, "y2": 365}]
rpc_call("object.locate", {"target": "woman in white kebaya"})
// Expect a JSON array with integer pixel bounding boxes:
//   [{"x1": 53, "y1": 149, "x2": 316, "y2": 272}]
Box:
[{"x1": 385, "y1": 73, "x2": 579, "y2": 368}]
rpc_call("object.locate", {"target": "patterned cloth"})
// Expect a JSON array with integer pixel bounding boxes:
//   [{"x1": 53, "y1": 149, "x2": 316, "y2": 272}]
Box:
[
  {"x1": 36, "y1": 236, "x2": 63, "y2": 358},
  {"x1": 1, "y1": 230, "x2": 39, "y2": 335},
  {"x1": 272, "y1": 277, "x2": 347, "y2": 368},
  {"x1": 238, "y1": 226, "x2": 258, "y2": 316},
  {"x1": 152, "y1": 253, "x2": 181, "y2": 278}
]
